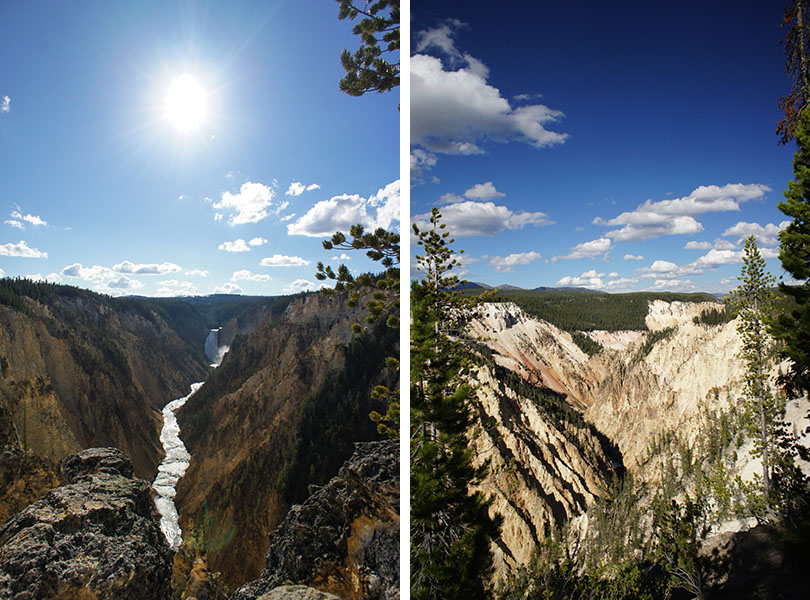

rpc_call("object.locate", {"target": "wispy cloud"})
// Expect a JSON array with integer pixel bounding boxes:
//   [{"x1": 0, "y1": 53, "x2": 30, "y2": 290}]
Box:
[
  {"x1": 1, "y1": 96, "x2": 9, "y2": 113},
  {"x1": 4, "y1": 208, "x2": 47, "y2": 230}
]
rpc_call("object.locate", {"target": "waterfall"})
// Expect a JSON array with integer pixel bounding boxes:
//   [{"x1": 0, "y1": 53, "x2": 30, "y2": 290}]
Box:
[
  {"x1": 151, "y1": 382, "x2": 203, "y2": 551},
  {"x1": 204, "y1": 327, "x2": 229, "y2": 367},
  {"x1": 204, "y1": 328, "x2": 220, "y2": 363}
]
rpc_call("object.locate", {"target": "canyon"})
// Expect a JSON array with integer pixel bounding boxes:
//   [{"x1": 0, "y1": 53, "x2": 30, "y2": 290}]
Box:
[
  {"x1": 0, "y1": 281, "x2": 399, "y2": 599},
  {"x1": 466, "y1": 299, "x2": 808, "y2": 583}
]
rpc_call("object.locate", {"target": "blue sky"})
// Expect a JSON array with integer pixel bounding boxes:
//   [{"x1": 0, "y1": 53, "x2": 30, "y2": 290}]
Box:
[
  {"x1": 0, "y1": 0, "x2": 399, "y2": 297},
  {"x1": 410, "y1": 2, "x2": 796, "y2": 294}
]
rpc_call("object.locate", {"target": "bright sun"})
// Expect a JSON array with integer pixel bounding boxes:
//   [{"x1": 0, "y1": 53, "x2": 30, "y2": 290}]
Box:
[{"x1": 165, "y1": 74, "x2": 207, "y2": 133}]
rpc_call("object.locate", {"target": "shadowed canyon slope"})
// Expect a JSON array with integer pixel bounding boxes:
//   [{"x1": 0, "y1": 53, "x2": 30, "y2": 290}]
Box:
[
  {"x1": 176, "y1": 292, "x2": 398, "y2": 589},
  {"x1": 0, "y1": 281, "x2": 210, "y2": 485}
]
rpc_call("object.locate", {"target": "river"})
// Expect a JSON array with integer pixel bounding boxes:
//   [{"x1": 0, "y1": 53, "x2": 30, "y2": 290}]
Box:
[{"x1": 151, "y1": 382, "x2": 203, "y2": 551}]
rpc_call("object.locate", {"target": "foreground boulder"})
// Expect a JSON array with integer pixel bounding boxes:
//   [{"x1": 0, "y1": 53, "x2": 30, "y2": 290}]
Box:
[
  {"x1": 0, "y1": 447, "x2": 173, "y2": 599},
  {"x1": 256, "y1": 586, "x2": 342, "y2": 599},
  {"x1": 234, "y1": 439, "x2": 400, "y2": 600}
]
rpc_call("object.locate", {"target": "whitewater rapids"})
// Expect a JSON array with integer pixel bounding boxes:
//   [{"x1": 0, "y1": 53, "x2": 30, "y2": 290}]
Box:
[{"x1": 151, "y1": 382, "x2": 203, "y2": 551}]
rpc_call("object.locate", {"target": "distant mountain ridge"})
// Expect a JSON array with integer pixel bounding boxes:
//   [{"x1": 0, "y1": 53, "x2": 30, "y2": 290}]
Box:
[{"x1": 454, "y1": 281, "x2": 602, "y2": 293}]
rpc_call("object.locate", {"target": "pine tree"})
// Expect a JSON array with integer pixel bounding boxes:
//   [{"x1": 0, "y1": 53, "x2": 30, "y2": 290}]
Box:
[
  {"x1": 777, "y1": 0, "x2": 810, "y2": 144},
  {"x1": 652, "y1": 496, "x2": 711, "y2": 600},
  {"x1": 315, "y1": 224, "x2": 400, "y2": 437},
  {"x1": 727, "y1": 236, "x2": 781, "y2": 511},
  {"x1": 336, "y1": 0, "x2": 400, "y2": 96},
  {"x1": 774, "y1": 109, "x2": 810, "y2": 396},
  {"x1": 410, "y1": 208, "x2": 501, "y2": 599}
]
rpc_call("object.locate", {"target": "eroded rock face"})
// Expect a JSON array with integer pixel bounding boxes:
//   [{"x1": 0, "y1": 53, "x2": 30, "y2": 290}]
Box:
[
  {"x1": 468, "y1": 362, "x2": 616, "y2": 580},
  {"x1": 0, "y1": 447, "x2": 173, "y2": 599},
  {"x1": 468, "y1": 303, "x2": 596, "y2": 409},
  {"x1": 470, "y1": 301, "x2": 748, "y2": 471},
  {"x1": 465, "y1": 301, "x2": 759, "y2": 579},
  {"x1": 234, "y1": 440, "x2": 399, "y2": 600}
]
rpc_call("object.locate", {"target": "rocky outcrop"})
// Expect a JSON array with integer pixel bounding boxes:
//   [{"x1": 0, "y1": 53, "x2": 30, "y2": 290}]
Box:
[
  {"x1": 234, "y1": 440, "x2": 399, "y2": 600},
  {"x1": 176, "y1": 293, "x2": 398, "y2": 587},
  {"x1": 0, "y1": 447, "x2": 172, "y2": 599},
  {"x1": 256, "y1": 587, "x2": 342, "y2": 600},
  {"x1": 0, "y1": 284, "x2": 208, "y2": 479}
]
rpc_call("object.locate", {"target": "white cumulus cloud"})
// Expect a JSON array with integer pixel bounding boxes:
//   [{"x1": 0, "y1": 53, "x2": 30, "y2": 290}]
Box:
[
  {"x1": 554, "y1": 237, "x2": 612, "y2": 261},
  {"x1": 411, "y1": 22, "x2": 567, "y2": 166},
  {"x1": 412, "y1": 53, "x2": 567, "y2": 157},
  {"x1": 283, "y1": 279, "x2": 319, "y2": 293},
  {"x1": 214, "y1": 282, "x2": 243, "y2": 294},
  {"x1": 106, "y1": 276, "x2": 144, "y2": 290},
  {"x1": 286, "y1": 181, "x2": 320, "y2": 196},
  {"x1": 414, "y1": 200, "x2": 552, "y2": 238},
  {"x1": 61, "y1": 263, "x2": 115, "y2": 282},
  {"x1": 464, "y1": 181, "x2": 505, "y2": 200},
  {"x1": 260, "y1": 254, "x2": 311, "y2": 267},
  {"x1": 684, "y1": 240, "x2": 712, "y2": 250},
  {"x1": 488, "y1": 251, "x2": 541, "y2": 273},
  {"x1": 0, "y1": 241, "x2": 47, "y2": 258},
  {"x1": 288, "y1": 180, "x2": 400, "y2": 237},
  {"x1": 232, "y1": 270, "x2": 272, "y2": 282},
  {"x1": 594, "y1": 183, "x2": 769, "y2": 242},
  {"x1": 623, "y1": 254, "x2": 645, "y2": 261},
  {"x1": 1, "y1": 96, "x2": 9, "y2": 113},
  {"x1": 722, "y1": 220, "x2": 790, "y2": 247},
  {"x1": 218, "y1": 239, "x2": 251, "y2": 253},
  {"x1": 214, "y1": 181, "x2": 277, "y2": 225},
  {"x1": 114, "y1": 260, "x2": 182, "y2": 275}
]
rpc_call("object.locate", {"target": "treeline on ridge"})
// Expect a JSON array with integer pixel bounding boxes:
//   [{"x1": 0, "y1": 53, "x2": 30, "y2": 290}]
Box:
[{"x1": 484, "y1": 290, "x2": 718, "y2": 332}]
